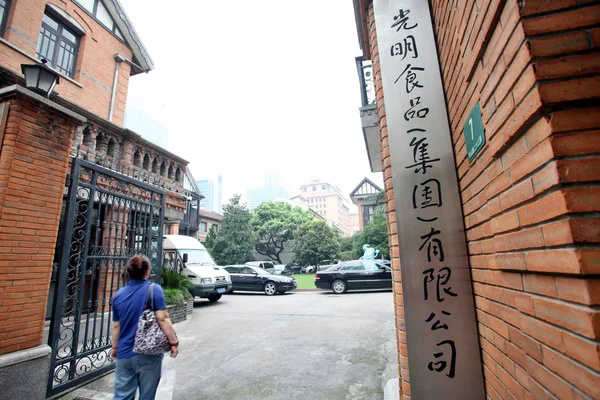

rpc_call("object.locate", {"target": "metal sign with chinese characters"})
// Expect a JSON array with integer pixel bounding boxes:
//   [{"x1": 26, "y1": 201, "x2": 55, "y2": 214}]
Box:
[
  {"x1": 373, "y1": 1, "x2": 485, "y2": 399},
  {"x1": 464, "y1": 103, "x2": 486, "y2": 162}
]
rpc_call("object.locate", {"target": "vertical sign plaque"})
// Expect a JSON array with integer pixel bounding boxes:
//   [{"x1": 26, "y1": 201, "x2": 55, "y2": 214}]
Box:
[{"x1": 373, "y1": 1, "x2": 485, "y2": 399}]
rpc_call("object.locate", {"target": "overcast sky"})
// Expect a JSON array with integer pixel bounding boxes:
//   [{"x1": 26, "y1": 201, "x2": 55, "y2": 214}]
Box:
[{"x1": 119, "y1": 0, "x2": 383, "y2": 206}]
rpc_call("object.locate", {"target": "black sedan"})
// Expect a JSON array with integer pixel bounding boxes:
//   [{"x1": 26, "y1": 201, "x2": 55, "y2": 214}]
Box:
[
  {"x1": 314, "y1": 260, "x2": 392, "y2": 294},
  {"x1": 224, "y1": 265, "x2": 297, "y2": 295}
]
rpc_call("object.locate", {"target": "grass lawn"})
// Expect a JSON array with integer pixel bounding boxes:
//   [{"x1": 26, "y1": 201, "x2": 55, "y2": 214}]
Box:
[{"x1": 292, "y1": 273, "x2": 317, "y2": 289}]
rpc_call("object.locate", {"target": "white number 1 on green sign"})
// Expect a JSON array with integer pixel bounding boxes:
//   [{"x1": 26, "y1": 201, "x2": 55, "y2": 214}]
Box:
[{"x1": 468, "y1": 118, "x2": 473, "y2": 141}]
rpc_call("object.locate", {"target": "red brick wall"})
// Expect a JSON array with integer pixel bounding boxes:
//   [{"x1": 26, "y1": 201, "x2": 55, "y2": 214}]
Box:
[
  {"x1": 0, "y1": 94, "x2": 79, "y2": 354},
  {"x1": 1, "y1": 0, "x2": 135, "y2": 125},
  {"x1": 363, "y1": 0, "x2": 600, "y2": 398}
]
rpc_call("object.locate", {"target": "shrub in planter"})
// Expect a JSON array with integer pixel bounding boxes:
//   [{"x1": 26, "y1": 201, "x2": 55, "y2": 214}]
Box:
[{"x1": 161, "y1": 268, "x2": 193, "y2": 307}]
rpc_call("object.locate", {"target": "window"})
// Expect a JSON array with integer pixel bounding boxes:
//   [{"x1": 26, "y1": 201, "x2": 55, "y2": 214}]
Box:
[
  {"x1": 312, "y1": 186, "x2": 316, "y2": 191},
  {"x1": 75, "y1": 0, "x2": 124, "y2": 39},
  {"x1": 0, "y1": 0, "x2": 10, "y2": 36},
  {"x1": 362, "y1": 205, "x2": 375, "y2": 227},
  {"x1": 200, "y1": 222, "x2": 207, "y2": 232},
  {"x1": 224, "y1": 266, "x2": 239, "y2": 274},
  {"x1": 36, "y1": 13, "x2": 79, "y2": 77},
  {"x1": 322, "y1": 185, "x2": 326, "y2": 190}
]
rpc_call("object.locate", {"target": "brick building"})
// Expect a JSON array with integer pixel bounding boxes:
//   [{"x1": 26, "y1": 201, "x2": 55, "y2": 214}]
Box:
[
  {"x1": 0, "y1": 0, "x2": 200, "y2": 398},
  {"x1": 352, "y1": 1, "x2": 599, "y2": 399}
]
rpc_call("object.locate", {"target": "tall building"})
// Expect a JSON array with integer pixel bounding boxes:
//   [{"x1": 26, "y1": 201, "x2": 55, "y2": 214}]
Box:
[
  {"x1": 196, "y1": 176, "x2": 223, "y2": 213},
  {"x1": 196, "y1": 179, "x2": 215, "y2": 211},
  {"x1": 247, "y1": 171, "x2": 289, "y2": 210},
  {"x1": 295, "y1": 179, "x2": 352, "y2": 236}
]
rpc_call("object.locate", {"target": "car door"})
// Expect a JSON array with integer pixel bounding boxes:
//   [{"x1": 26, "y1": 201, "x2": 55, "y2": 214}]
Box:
[
  {"x1": 340, "y1": 261, "x2": 365, "y2": 290},
  {"x1": 362, "y1": 260, "x2": 391, "y2": 289},
  {"x1": 240, "y1": 266, "x2": 263, "y2": 291},
  {"x1": 224, "y1": 266, "x2": 242, "y2": 289}
]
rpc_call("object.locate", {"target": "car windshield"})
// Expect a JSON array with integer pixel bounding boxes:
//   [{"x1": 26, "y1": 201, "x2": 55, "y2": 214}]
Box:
[{"x1": 181, "y1": 249, "x2": 216, "y2": 265}]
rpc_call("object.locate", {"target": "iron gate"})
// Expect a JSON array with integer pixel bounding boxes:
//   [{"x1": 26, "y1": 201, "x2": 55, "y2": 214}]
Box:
[{"x1": 47, "y1": 157, "x2": 165, "y2": 397}]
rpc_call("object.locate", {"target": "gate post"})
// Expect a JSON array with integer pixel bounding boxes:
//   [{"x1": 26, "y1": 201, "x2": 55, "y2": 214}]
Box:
[{"x1": 0, "y1": 86, "x2": 85, "y2": 399}]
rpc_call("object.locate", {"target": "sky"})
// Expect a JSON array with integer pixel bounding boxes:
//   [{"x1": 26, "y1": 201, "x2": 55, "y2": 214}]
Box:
[{"x1": 119, "y1": 0, "x2": 384, "y2": 206}]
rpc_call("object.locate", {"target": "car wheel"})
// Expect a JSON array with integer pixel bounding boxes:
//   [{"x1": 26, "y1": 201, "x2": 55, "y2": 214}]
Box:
[
  {"x1": 264, "y1": 281, "x2": 278, "y2": 296},
  {"x1": 207, "y1": 294, "x2": 222, "y2": 302},
  {"x1": 332, "y1": 280, "x2": 347, "y2": 294}
]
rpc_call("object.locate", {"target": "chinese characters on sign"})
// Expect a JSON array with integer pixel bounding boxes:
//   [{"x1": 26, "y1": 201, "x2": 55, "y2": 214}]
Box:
[{"x1": 374, "y1": 1, "x2": 484, "y2": 398}]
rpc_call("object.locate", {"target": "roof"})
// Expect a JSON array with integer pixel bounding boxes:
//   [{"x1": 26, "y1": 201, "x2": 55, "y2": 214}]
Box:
[
  {"x1": 349, "y1": 177, "x2": 383, "y2": 204},
  {"x1": 200, "y1": 210, "x2": 223, "y2": 221},
  {"x1": 103, "y1": 0, "x2": 154, "y2": 74}
]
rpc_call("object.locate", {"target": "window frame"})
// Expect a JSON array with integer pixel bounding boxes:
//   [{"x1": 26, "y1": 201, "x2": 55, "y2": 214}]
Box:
[
  {"x1": 36, "y1": 11, "x2": 80, "y2": 78},
  {"x1": 73, "y1": 0, "x2": 124, "y2": 41},
  {"x1": 0, "y1": 0, "x2": 11, "y2": 37}
]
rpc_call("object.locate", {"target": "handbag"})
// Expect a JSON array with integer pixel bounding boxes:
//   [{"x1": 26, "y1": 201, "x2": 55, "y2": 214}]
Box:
[{"x1": 133, "y1": 283, "x2": 172, "y2": 355}]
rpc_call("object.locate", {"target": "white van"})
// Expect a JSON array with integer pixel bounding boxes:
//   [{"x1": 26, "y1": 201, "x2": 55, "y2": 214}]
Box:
[{"x1": 163, "y1": 235, "x2": 232, "y2": 302}]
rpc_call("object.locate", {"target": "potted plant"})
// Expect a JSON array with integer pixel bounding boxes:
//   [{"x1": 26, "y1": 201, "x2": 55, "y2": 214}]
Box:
[{"x1": 161, "y1": 268, "x2": 194, "y2": 323}]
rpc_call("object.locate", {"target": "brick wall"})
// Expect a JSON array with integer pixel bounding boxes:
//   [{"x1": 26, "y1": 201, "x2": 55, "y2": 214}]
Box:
[
  {"x1": 1, "y1": 0, "x2": 135, "y2": 125},
  {"x1": 0, "y1": 94, "x2": 79, "y2": 354},
  {"x1": 364, "y1": 0, "x2": 599, "y2": 398}
]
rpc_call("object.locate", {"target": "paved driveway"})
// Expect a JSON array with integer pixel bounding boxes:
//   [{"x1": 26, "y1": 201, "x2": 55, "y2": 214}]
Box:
[{"x1": 60, "y1": 290, "x2": 398, "y2": 400}]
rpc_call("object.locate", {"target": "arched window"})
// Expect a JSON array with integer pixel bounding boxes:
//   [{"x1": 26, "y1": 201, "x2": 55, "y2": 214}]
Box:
[
  {"x1": 142, "y1": 154, "x2": 150, "y2": 170},
  {"x1": 106, "y1": 138, "x2": 117, "y2": 158},
  {"x1": 175, "y1": 167, "x2": 182, "y2": 183},
  {"x1": 160, "y1": 161, "x2": 167, "y2": 177},
  {"x1": 152, "y1": 157, "x2": 159, "y2": 174},
  {"x1": 82, "y1": 125, "x2": 94, "y2": 147},
  {"x1": 133, "y1": 149, "x2": 142, "y2": 168},
  {"x1": 167, "y1": 163, "x2": 175, "y2": 180}
]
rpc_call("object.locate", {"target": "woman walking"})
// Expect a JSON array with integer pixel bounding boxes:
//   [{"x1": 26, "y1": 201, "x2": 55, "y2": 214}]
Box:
[{"x1": 111, "y1": 255, "x2": 179, "y2": 400}]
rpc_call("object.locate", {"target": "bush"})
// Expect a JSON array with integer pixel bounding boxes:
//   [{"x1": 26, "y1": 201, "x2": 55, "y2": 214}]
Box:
[
  {"x1": 164, "y1": 288, "x2": 189, "y2": 306},
  {"x1": 161, "y1": 268, "x2": 193, "y2": 291}
]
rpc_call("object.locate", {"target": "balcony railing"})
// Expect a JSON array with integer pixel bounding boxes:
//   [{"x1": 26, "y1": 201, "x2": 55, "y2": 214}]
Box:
[{"x1": 355, "y1": 56, "x2": 376, "y2": 107}]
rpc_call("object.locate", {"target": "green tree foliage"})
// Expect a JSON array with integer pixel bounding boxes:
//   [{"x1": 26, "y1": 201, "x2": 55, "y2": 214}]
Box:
[
  {"x1": 292, "y1": 219, "x2": 341, "y2": 267},
  {"x1": 338, "y1": 236, "x2": 358, "y2": 261},
  {"x1": 251, "y1": 201, "x2": 313, "y2": 263},
  {"x1": 203, "y1": 225, "x2": 218, "y2": 251},
  {"x1": 205, "y1": 194, "x2": 255, "y2": 265},
  {"x1": 357, "y1": 215, "x2": 390, "y2": 259}
]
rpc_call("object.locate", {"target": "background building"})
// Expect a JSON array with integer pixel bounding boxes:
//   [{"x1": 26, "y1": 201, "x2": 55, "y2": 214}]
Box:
[
  {"x1": 247, "y1": 171, "x2": 289, "y2": 210},
  {"x1": 198, "y1": 210, "x2": 223, "y2": 243},
  {"x1": 295, "y1": 179, "x2": 353, "y2": 235},
  {"x1": 349, "y1": 177, "x2": 383, "y2": 231},
  {"x1": 196, "y1": 175, "x2": 223, "y2": 213}
]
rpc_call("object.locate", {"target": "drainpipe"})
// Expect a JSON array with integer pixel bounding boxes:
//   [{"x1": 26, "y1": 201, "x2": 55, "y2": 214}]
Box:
[{"x1": 108, "y1": 54, "x2": 126, "y2": 122}]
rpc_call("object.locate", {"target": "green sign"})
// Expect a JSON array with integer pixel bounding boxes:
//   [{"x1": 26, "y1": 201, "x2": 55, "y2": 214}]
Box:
[{"x1": 463, "y1": 102, "x2": 486, "y2": 162}]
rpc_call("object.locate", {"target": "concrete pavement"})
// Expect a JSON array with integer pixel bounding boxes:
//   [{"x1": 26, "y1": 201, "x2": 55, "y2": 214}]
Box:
[{"x1": 59, "y1": 290, "x2": 398, "y2": 400}]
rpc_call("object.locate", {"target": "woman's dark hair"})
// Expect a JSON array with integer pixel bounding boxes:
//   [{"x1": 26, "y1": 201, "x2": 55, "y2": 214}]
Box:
[{"x1": 127, "y1": 255, "x2": 151, "y2": 280}]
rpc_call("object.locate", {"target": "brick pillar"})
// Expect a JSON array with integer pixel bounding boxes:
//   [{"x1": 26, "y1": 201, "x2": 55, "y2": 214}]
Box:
[
  {"x1": 429, "y1": 1, "x2": 600, "y2": 398},
  {"x1": 361, "y1": 0, "x2": 600, "y2": 398},
  {"x1": 0, "y1": 86, "x2": 85, "y2": 399}
]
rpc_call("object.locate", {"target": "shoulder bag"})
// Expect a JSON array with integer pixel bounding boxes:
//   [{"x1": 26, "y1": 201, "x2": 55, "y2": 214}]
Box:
[{"x1": 133, "y1": 283, "x2": 172, "y2": 355}]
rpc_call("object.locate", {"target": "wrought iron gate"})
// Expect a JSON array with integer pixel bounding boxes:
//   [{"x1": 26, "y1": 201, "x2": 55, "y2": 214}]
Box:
[{"x1": 47, "y1": 157, "x2": 165, "y2": 397}]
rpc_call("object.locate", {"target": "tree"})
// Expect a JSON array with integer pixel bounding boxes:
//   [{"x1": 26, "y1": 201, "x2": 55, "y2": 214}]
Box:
[
  {"x1": 251, "y1": 201, "x2": 313, "y2": 263},
  {"x1": 292, "y1": 220, "x2": 340, "y2": 267},
  {"x1": 205, "y1": 195, "x2": 255, "y2": 265},
  {"x1": 357, "y1": 215, "x2": 390, "y2": 259},
  {"x1": 338, "y1": 235, "x2": 358, "y2": 261},
  {"x1": 203, "y1": 225, "x2": 218, "y2": 251}
]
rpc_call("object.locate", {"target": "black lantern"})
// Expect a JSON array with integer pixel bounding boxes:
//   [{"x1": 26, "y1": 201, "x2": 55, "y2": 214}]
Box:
[{"x1": 21, "y1": 59, "x2": 60, "y2": 97}]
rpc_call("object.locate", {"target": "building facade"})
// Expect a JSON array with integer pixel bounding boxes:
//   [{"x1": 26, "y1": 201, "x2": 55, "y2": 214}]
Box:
[
  {"x1": 0, "y1": 0, "x2": 200, "y2": 397},
  {"x1": 198, "y1": 210, "x2": 222, "y2": 243},
  {"x1": 349, "y1": 177, "x2": 383, "y2": 231},
  {"x1": 352, "y1": 1, "x2": 600, "y2": 399},
  {"x1": 297, "y1": 179, "x2": 352, "y2": 235}
]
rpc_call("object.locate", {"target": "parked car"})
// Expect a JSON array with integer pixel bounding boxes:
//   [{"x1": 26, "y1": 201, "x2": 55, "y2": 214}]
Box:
[
  {"x1": 163, "y1": 235, "x2": 232, "y2": 302},
  {"x1": 316, "y1": 259, "x2": 341, "y2": 271},
  {"x1": 244, "y1": 261, "x2": 276, "y2": 274},
  {"x1": 224, "y1": 265, "x2": 297, "y2": 295},
  {"x1": 314, "y1": 259, "x2": 392, "y2": 294}
]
